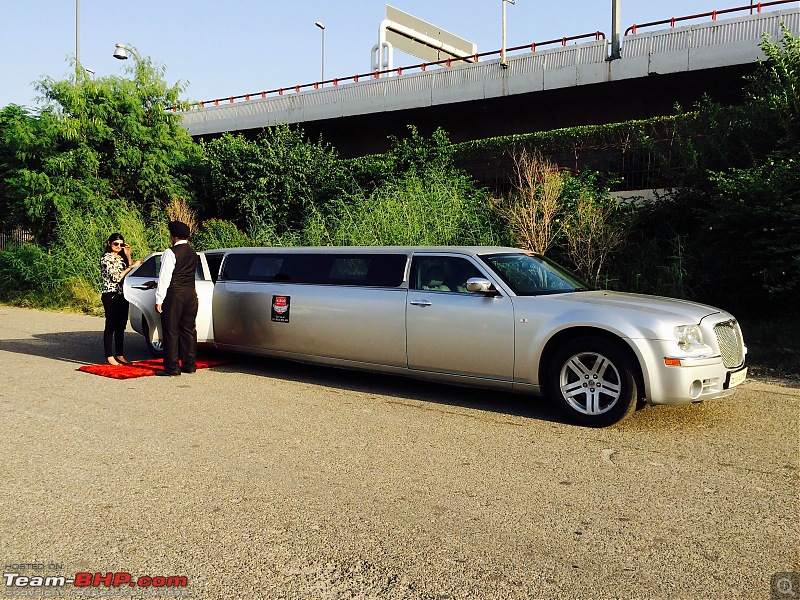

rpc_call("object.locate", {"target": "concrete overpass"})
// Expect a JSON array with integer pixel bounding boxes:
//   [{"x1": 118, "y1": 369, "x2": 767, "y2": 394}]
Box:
[{"x1": 181, "y1": 5, "x2": 799, "y2": 157}]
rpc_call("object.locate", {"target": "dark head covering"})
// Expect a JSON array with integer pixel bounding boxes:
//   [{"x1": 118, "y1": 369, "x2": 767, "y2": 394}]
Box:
[{"x1": 168, "y1": 221, "x2": 191, "y2": 239}]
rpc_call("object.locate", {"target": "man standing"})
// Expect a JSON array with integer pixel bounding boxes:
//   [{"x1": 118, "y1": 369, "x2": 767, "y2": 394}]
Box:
[{"x1": 155, "y1": 220, "x2": 198, "y2": 377}]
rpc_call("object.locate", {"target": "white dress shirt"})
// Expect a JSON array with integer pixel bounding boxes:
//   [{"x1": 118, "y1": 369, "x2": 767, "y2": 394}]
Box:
[{"x1": 155, "y1": 240, "x2": 188, "y2": 305}]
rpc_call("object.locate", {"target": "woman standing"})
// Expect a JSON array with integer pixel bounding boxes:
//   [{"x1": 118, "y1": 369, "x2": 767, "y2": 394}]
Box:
[{"x1": 100, "y1": 233, "x2": 143, "y2": 365}]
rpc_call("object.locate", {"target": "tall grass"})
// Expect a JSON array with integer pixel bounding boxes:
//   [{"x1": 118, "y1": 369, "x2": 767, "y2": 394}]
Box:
[
  {"x1": 0, "y1": 201, "x2": 167, "y2": 313},
  {"x1": 303, "y1": 171, "x2": 505, "y2": 247}
]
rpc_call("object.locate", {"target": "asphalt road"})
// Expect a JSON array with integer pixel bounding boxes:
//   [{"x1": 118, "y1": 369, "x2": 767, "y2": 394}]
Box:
[{"x1": 0, "y1": 306, "x2": 797, "y2": 600}]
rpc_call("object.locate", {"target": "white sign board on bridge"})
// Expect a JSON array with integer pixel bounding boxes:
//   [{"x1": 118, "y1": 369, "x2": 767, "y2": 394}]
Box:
[{"x1": 384, "y1": 5, "x2": 477, "y2": 62}]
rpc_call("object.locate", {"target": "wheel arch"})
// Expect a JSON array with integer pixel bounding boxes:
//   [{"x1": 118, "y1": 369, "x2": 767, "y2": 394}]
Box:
[{"x1": 538, "y1": 326, "x2": 645, "y2": 401}]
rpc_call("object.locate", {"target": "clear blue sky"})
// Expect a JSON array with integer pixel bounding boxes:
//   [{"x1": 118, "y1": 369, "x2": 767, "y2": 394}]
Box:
[{"x1": 0, "y1": 1, "x2": 791, "y2": 109}]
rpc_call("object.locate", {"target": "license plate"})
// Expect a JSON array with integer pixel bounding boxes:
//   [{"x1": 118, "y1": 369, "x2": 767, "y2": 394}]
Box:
[{"x1": 727, "y1": 367, "x2": 747, "y2": 388}]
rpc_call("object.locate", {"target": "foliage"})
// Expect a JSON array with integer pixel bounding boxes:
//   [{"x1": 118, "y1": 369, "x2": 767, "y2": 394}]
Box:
[
  {"x1": 495, "y1": 150, "x2": 564, "y2": 255},
  {"x1": 302, "y1": 169, "x2": 505, "y2": 247},
  {"x1": 650, "y1": 26, "x2": 800, "y2": 315},
  {"x1": 192, "y1": 219, "x2": 255, "y2": 251},
  {"x1": 0, "y1": 55, "x2": 198, "y2": 243},
  {"x1": 746, "y1": 23, "x2": 800, "y2": 148},
  {"x1": 198, "y1": 125, "x2": 350, "y2": 235}
]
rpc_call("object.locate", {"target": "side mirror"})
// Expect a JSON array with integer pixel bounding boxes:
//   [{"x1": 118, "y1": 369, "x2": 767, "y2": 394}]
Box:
[{"x1": 466, "y1": 277, "x2": 499, "y2": 295}]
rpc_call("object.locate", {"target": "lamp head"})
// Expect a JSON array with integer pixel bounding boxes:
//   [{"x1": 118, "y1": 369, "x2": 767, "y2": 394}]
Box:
[
  {"x1": 315, "y1": 21, "x2": 325, "y2": 30},
  {"x1": 113, "y1": 44, "x2": 128, "y2": 60}
]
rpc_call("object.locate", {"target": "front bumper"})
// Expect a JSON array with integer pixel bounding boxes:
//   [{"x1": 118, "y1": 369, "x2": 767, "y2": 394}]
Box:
[{"x1": 638, "y1": 341, "x2": 747, "y2": 405}]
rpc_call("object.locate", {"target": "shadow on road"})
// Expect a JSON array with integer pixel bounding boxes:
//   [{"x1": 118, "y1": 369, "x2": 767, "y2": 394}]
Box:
[
  {"x1": 0, "y1": 330, "x2": 140, "y2": 365},
  {"x1": 231, "y1": 352, "x2": 569, "y2": 425},
  {"x1": 0, "y1": 330, "x2": 568, "y2": 424}
]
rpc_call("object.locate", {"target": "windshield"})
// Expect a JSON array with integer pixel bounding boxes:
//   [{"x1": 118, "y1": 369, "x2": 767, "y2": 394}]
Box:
[{"x1": 480, "y1": 253, "x2": 590, "y2": 296}]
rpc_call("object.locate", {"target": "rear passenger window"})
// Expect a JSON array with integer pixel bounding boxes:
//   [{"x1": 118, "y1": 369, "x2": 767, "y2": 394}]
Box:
[{"x1": 220, "y1": 253, "x2": 407, "y2": 287}]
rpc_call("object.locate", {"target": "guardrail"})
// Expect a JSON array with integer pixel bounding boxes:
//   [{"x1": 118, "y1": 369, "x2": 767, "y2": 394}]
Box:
[
  {"x1": 624, "y1": 0, "x2": 796, "y2": 35},
  {"x1": 176, "y1": 0, "x2": 797, "y2": 112},
  {"x1": 179, "y1": 31, "x2": 605, "y2": 111}
]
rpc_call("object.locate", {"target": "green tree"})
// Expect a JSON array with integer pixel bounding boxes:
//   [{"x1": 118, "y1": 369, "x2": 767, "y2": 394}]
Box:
[
  {"x1": 199, "y1": 124, "x2": 349, "y2": 235},
  {"x1": 0, "y1": 56, "x2": 199, "y2": 242}
]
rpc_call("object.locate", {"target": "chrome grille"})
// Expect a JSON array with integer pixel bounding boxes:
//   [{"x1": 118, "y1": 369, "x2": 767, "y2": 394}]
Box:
[{"x1": 714, "y1": 321, "x2": 744, "y2": 368}]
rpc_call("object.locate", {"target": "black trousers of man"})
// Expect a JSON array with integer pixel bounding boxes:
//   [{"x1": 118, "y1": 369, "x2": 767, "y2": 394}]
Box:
[{"x1": 161, "y1": 289, "x2": 198, "y2": 375}]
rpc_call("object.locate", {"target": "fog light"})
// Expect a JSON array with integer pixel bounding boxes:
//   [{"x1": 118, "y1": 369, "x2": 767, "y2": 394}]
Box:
[{"x1": 689, "y1": 379, "x2": 703, "y2": 400}]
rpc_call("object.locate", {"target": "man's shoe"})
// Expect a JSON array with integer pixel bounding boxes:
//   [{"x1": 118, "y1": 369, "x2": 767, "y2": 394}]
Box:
[
  {"x1": 155, "y1": 370, "x2": 181, "y2": 377},
  {"x1": 180, "y1": 366, "x2": 197, "y2": 374}
]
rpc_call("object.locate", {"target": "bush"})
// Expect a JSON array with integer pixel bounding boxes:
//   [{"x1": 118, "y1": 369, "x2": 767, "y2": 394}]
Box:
[
  {"x1": 193, "y1": 219, "x2": 254, "y2": 250},
  {"x1": 304, "y1": 170, "x2": 506, "y2": 247}
]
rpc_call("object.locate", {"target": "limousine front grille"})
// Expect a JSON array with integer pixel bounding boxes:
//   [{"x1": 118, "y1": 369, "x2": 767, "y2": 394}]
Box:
[{"x1": 714, "y1": 320, "x2": 744, "y2": 369}]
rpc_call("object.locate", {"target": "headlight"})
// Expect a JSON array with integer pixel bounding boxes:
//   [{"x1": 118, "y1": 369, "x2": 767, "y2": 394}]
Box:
[{"x1": 674, "y1": 324, "x2": 704, "y2": 351}]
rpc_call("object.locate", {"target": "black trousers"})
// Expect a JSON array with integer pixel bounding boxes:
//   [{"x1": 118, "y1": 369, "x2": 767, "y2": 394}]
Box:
[
  {"x1": 102, "y1": 292, "x2": 129, "y2": 357},
  {"x1": 161, "y1": 288, "x2": 199, "y2": 374}
]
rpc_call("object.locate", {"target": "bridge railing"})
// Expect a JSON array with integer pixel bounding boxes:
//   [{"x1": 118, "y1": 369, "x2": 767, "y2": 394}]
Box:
[
  {"x1": 178, "y1": 31, "x2": 606, "y2": 111},
  {"x1": 177, "y1": 0, "x2": 797, "y2": 112},
  {"x1": 624, "y1": 0, "x2": 795, "y2": 35}
]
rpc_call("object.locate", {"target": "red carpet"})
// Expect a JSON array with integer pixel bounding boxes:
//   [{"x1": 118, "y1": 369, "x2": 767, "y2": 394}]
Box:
[{"x1": 78, "y1": 356, "x2": 231, "y2": 379}]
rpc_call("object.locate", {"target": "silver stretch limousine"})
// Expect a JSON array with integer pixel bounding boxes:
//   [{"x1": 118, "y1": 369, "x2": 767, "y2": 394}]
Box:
[{"x1": 123, "y1": 246, "x2": 747, "y2": 426}]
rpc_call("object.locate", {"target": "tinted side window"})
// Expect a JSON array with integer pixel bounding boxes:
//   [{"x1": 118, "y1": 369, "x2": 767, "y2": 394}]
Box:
[
  {"x1": 133, "y1": 255, "x2": 161, "y2": 278},
  {"x1": 195, "y1": 255, "x2": 204, "y2": 280},
  {"x1": 221, "y1": 254, "x2": 284, "y2": 282},
  {"x1": 220, "y1": 253, "x2": 406, "y2": 287},
  {"x1": 204, "y1": 253, "x2": 224, "y2": 283}
]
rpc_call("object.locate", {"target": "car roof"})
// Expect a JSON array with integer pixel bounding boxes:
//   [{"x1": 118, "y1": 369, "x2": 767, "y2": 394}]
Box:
[{"x1": 203, "y1": 246, "x2": 527, "y2": 257}]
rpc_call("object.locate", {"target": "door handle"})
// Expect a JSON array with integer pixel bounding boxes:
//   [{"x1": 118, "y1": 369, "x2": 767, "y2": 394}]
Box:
[{"x1": 409, "y1": 300, "x2": 432, "y2": 307}]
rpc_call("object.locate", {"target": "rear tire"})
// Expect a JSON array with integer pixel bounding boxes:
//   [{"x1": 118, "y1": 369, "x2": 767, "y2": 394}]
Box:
[
  {"x1": 548, "y1": 337, "x2": 639, "y2": 427},
  {"x1": 142, "y1": 317, "x2": 164, "y2": 358}
]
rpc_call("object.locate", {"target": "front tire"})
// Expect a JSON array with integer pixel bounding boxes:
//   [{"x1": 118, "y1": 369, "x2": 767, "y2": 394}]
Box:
[
  {"x1": 548, "y1": 337, "x2": 639, "y2": 427},
  {"x1": 142, "y1": 317, "x2": 164, "y2": 358}
]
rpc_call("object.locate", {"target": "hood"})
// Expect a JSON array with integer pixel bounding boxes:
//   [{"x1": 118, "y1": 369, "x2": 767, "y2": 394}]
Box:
[
  {"x1": 546, "y1": 290, "x2": 722, "y2": 322},
  {"x1": 512, "y1": 290, "x2": 728, "y2": 342}
]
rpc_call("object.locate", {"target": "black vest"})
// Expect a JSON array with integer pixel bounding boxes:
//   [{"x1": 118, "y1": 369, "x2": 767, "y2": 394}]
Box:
[{"x1": 168, "y1": 243, "x2": 197, "y2": 292}]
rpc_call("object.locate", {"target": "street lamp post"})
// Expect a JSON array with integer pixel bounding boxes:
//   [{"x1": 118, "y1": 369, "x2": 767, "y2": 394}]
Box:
[
  {"x1": 501, "y1": 0, "x2": 515, "y2": 69},
  {"x1": 75, "y1": 0, "x2": 81, "y2": 77},
  {"x1": 315, "y1": 22, "x2": 325, "y2": 87}
]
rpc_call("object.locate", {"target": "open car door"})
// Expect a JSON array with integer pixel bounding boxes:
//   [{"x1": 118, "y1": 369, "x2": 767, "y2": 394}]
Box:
[{"x1": 123, "y1": 252, "x2": 215, "y2": 356}]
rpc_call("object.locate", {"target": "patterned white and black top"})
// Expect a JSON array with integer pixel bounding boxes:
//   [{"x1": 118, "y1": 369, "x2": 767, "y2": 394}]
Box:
[{"x1": 100, "y1": 252, "x2": 127, "y2": 294}]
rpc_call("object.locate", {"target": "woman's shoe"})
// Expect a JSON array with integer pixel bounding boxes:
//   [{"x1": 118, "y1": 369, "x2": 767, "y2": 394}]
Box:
[
  {"x1": 107, "y1": 356, "x2": 121, "y2": 366},
  {"x1": 116, "y1": 356, "x2": 133, "y2": 365}
]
